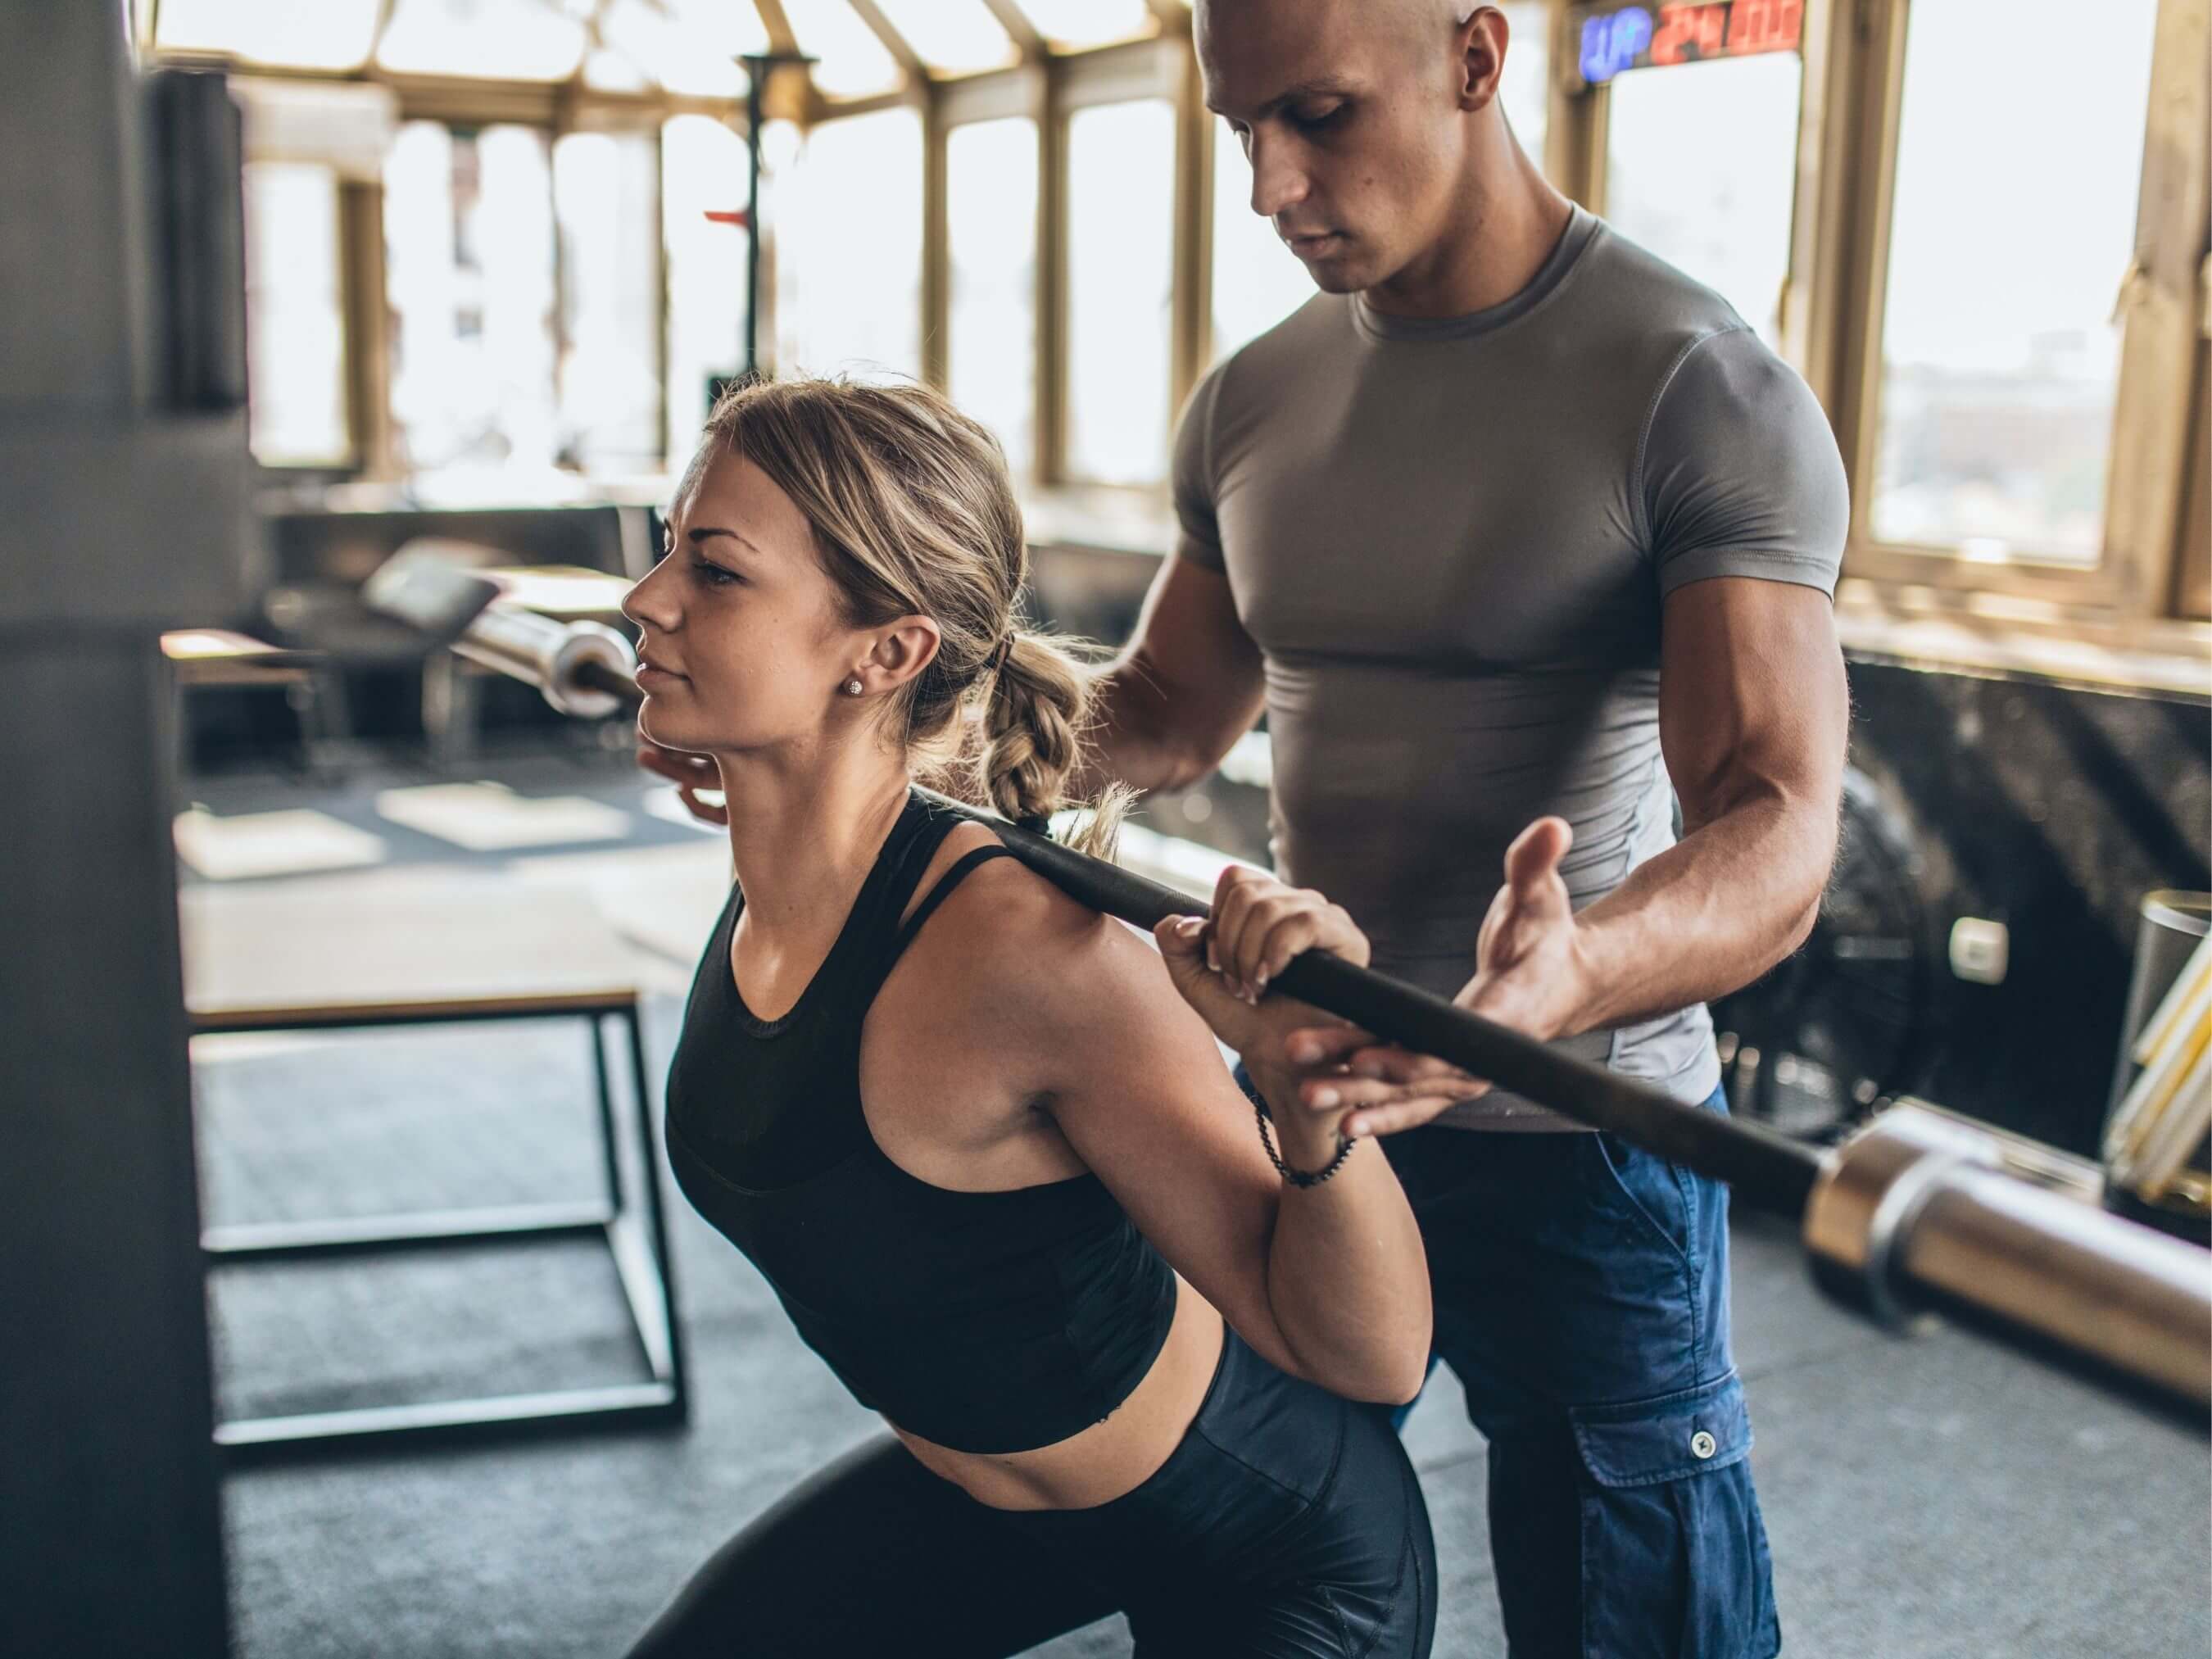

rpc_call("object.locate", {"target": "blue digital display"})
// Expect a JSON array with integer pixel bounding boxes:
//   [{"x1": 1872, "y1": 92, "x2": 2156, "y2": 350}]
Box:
[
  {"x1": 1579, "y1": 6, "x2": 1653, "y2": 87},
  {"x1": 1573, "y1": 2, "x2": 1803, "y2": 89}
]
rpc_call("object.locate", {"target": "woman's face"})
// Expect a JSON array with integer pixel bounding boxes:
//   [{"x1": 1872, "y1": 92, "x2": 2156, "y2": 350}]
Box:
[{"x1": 621, "y1": 450, "x2": 895, "y2": 759}]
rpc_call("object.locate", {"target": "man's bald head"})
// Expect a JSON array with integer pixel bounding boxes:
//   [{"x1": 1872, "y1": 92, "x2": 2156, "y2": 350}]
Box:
[
  {"x1": 1196, "y1": 0, "x2": 1517, "y2": 300},
  {"x1": 1200, "y1": 0, "x2": 1489, "y2": 88}
]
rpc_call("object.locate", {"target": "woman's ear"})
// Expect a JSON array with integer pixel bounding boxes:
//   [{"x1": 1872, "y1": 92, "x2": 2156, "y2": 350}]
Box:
[{"x1": 870, "y1": 615, "x2": 944, "y2": 693}]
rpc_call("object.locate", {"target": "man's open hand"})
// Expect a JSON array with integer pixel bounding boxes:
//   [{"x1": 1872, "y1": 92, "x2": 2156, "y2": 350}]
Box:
[{"x1": 1271, "y1": 816, "x2": 1593, "y2": 1137}]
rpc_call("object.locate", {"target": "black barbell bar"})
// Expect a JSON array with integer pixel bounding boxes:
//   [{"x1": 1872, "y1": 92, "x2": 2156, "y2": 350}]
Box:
[{"x1": 358, "y1": 560, "x2": 2212, "y2": 1416}]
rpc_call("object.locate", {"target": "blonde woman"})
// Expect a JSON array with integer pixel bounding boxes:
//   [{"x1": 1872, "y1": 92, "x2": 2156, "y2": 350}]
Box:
[{"x1": 620, "y1": 378, "x2": 1435, "y2": 1657}]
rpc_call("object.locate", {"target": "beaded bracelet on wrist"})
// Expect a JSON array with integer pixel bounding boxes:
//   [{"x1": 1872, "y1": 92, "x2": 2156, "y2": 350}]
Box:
[{"x1": 1252, "y1": 1094, "x2": 1357, "y2": 1188}]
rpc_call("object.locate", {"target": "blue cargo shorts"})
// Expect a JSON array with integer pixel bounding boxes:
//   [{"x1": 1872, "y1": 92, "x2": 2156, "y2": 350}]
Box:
[{"x1": 1237, "y1": 1065, "x2": 1779, "y2": 1659}]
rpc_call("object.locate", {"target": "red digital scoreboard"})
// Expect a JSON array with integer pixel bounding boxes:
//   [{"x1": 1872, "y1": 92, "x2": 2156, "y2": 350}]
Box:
[{"x1": 1572, "y1": 0, "x2": 1804, "y2": 88}]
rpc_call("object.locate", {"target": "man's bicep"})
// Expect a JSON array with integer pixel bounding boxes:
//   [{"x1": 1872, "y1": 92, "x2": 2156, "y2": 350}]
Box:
[{"x1": 1658, "y1": 578, "x2": 1848, "y2": 832}]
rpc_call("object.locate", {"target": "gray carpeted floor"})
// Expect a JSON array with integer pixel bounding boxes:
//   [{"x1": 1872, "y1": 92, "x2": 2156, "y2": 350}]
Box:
[{"x1": 197, "y1": 999, "x2": 2212, "y2": 1659}]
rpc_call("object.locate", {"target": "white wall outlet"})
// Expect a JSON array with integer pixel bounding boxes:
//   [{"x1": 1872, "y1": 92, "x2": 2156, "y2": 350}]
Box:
[{"x1": 1948, "y1": 917, "x2": 2010, "y2": 986}]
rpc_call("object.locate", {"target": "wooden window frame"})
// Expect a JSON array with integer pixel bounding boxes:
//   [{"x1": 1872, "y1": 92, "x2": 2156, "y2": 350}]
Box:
[
  {"x1": 802, "y1": 2, "x2": 1191, "y2": 497},
  {"x1": 150, "y1": 0, "x2": 778, "y2": 482},
  {"x1": 1555, "y1": 0, "x2": 2210, "y2": 650},
  {"x1": 1049, "y1": 35, "x2": 1193, "y2": 492},
  {"x1": 158, "y1": 0, "x2": 2209, "y2": 639},
  {"x1": 1822, "y1": 0, "x2": 2208, "y2": 620}
]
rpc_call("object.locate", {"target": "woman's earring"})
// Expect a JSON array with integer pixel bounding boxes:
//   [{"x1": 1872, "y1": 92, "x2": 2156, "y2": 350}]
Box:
[{"x1": 843, "y1": 678, "x2": 863, "y2": 696}]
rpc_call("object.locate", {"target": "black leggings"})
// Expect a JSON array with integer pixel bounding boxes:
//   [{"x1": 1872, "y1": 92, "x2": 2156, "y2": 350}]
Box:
[{"x1": 627, "y1": 1327, "x2": 1436, "y2": 1658}]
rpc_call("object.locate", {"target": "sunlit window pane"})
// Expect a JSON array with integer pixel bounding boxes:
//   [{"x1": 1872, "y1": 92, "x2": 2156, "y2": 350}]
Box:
[
  {"x1": 949, "y1": 119, "x2": 1040, "y2": 480},
  {"x1": 1208, "y1": 125, "x2": 1314, "y2": 364},
  {"x1": 776, "y1": 109, "x2": 924, "y2": 380},
  {"x1": 1498, "y1": 0, "x2": 1548, "y2": 161},
  {"x1": 583, "y1": 48, "x2": 653, "y2": 93},
  {"x1": 592, "y1": 0, "x2": 761, "y2": 97},
  {"x1": 377, "y1": 0, "x2": 586, "y2": 81},
  {"x1": 384, "y1": 123, "x2": 560, "y2": 474},
  {"x1": 1604, "y1": 53, "x2": 1800, "y2": 350},
  {"x1": 554, "y1": 133, "x2": 661, "y2": 474},
  {"x1": 1066, "y1": 101, "x2": 1174, "y2": 486},
  {"x1": 243, "y1": 162, "x2": 350, "y2": 465},
  {"x1": 1011, "y1": 0, "x2": 1155, "y2": 50},
  {"x1": 873, "y1": 0, "x2": 1018, "y2": 75},
  {"x1": 782, "y1": 0, "x2": 904, "y2": 98},
  {"x1": 1871, "y1": 0, "x2": 2158, "y2": 566},
  {"x1": 157, "y1": 0, "x2": 381, "y2": 70},
  {"x1": 664, "y1": 115, "x2": 752, "y2": 457}
]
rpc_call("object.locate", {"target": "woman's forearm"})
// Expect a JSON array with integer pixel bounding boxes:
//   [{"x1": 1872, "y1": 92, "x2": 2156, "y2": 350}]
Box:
[{"x1": 1258, "y1": 1101, "x2": 1432, "y2": 1404}]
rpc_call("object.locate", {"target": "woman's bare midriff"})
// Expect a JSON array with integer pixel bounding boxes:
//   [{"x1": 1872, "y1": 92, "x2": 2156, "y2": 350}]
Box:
[{"x1": 890, "y1": 1272, "x2": 1224, "y2": 1512}]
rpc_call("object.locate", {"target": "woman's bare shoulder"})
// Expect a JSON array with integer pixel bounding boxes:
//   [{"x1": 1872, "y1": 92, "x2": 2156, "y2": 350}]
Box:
[{"x1": 895, "y1": 826, "x2": 1181, "y2": 1032}]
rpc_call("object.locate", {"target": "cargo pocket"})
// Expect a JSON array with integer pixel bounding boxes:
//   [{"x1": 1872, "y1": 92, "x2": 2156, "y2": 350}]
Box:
[{"x1": 1570, "y1": 1371, "x2": 1777, "y2": 1659}]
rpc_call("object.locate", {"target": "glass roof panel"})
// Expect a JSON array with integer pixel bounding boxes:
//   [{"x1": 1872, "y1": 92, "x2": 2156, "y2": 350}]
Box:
[
  {"x1": 870, "y1": 0, "x2": 1018, "y2": 75},
  {"x1": 661, "y1": 0, "x2": 771, "y2": 76},
  {"x1": 582, "y1": 45, "x2": 654, "y2": 93},
  {"x1": 376, "y1": 0, "x2": 588, "y2": 81},
  {"x1": 782, "y1": 0, "x2": 904, "y2": 98},
  {"x1": 156, "y1": 0, "x2": 383, "y2": 70},
  {"x1": 1009, "y1": 0, "x2": 1156, "y2": 50},
  {"x1": 592, "y1": 0, "x2": 755, "y2": 97}
]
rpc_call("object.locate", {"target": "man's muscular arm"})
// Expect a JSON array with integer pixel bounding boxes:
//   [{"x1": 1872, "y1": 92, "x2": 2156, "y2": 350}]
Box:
[
  {"x1": 1274, "y1": 575, "x2": 1848, "y2": 1136},
  {"x1": 1553, "y1": 574, "x2": 1847, "y2": 1028}
]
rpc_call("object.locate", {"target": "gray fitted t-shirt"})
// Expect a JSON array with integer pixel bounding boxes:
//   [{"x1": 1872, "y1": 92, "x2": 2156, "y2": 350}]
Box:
[{"x1": 1175, "y1": 207, "x2": 1848, "y2": 1128}]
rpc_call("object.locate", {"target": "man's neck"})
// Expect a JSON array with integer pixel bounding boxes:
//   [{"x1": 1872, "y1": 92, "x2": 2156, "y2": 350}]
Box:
[{"x1": 1362, "y1": 149, "x2": 1576, "y2": 322}]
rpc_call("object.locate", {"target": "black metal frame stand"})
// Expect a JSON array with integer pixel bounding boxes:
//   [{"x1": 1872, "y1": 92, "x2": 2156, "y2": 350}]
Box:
[{"x1": 196, "y1": 994, "x2": 687, "y2": 1460}]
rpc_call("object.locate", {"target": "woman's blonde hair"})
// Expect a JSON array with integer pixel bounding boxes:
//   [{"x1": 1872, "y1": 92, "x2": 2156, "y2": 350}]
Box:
[{"x1": 687, "y1": 374, "x2": 1133, "y2": 860}]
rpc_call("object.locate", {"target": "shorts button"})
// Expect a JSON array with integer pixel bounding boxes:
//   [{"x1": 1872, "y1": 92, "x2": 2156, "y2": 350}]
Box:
[{"x1": 1689, "y1": 1430, "x2": 1717, "y2": 1460}]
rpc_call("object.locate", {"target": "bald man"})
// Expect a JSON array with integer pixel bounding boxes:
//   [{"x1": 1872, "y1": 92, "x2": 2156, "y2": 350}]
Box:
[
  {"x1": 1075, "y1": 2, "x2": 1842, "y2": 1652},
  {"x1": 641, "y1": 2, "x2": 1841, "y2": 1652}
]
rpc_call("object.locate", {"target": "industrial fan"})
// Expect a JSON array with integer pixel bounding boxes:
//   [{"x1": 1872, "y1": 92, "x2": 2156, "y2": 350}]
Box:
[{"x1": 1710, "y1": 764, "x2": 1942, "y2": 1141}]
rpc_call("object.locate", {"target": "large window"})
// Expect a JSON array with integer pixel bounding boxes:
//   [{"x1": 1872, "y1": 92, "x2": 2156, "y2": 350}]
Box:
[
  {"x1": 1497, "y1": 0, "x2": 1550, "y2": 165},
  {"x1": 376, "y1": 0, "x2": 586, "y2": 80},
  {"x1": 1604, "y1": 52, "x2": 1802, "y2": 348},
  {"x1": 873, "y1": 0, "x2": 1019, "y2": 75},
  {"x1": 384, "y1": 122, "x2": 560, "y2": 477},
  {"x1": 948, "y1": 118, "x2": 1040, "y2": 482},
  {"x1": 157, "y1": 0, "x2": 380, "y2": 69},
  {"x1": 662, "y1": 116, "x2": 751, "y2": 459},
  {"x1": 1011, "y1": 0, "x2": 1156, "y2": 52},
  {"x1": 1867, "y1": 0, "x2": 2160, "y2": 567},
  {"x1": 241, "y1": 161, "x2": 351, "y2": 467},
  {"x1": 554, "y1": 132, "x2": 662, "y2": 474},
  {"x1": 1065, "y1": 100, "x2": 1176, "y2": 486},
  {"x1": 587, "y1": 0, "x2": 759, "y2": 97},
  {"x1": 775, "y1": 108, "x2": 925, "y2": 381},
  {"x1": 782, "y1": 0, "x2": 904, "y2": 100}
]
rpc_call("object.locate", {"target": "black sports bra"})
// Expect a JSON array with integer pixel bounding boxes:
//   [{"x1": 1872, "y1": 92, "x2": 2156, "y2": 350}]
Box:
[{"x1": 663, "y1": 787, "x2": 1177, "y2": 1455}]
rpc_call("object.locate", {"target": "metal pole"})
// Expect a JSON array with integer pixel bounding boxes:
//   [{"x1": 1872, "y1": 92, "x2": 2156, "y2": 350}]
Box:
[
  {"x1": 742, "y1": 58, "x2": 764, "y2": 379},
  {"x1": 737, "y1": 52, "x2": 814, "y2": 383}
]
